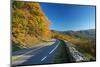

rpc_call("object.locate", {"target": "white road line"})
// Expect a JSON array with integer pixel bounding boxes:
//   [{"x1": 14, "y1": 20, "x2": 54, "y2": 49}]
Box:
[
  {"x1": 41, "y1": 40, "x2": 60, "y2": 62},
  {"x1": 49, "y1": 41, "x2": 60, "y2": 54},
  {"x1": 12, "y1": 46, "x2": 44, "y2": 61},
  {"x1": 12, "y1": 60, "x2": 27, "y2": 65},
  {"x1": 41, "y1": 56, "x2": 47, "y2": 61},
  {"x1": 12, "y1": 55, "x2": 34, "y2": 65},
  {"x1": 12, "y1": 55, "x2": 34, "y2": 60}
]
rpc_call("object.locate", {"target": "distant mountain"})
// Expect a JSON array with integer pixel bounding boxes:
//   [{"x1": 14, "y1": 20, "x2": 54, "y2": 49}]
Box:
[
  {"x1": 61, "y1": 29, "x2": 96, "y2": 39},
  {"x1": 51, "y1": 29, "x2": 95, "y2": 39}
]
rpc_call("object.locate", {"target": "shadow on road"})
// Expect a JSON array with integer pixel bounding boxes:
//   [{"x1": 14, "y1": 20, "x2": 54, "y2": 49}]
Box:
[{"x1": 53, "y1": 40, "x2": 75, "y2": 63}]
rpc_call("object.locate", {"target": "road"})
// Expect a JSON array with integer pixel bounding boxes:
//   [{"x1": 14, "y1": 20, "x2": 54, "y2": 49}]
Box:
[
  {"x1": 12, "y1": 39, "x2": 86, "y2": 66},
  {"x1": 12, "y1": 39, "x2": 60, "y2": 66}
]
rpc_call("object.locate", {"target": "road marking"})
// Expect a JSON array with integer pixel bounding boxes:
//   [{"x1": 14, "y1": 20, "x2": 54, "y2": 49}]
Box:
[
  {"x1": 12, "y1": 55, "x2": 34, "y2": 65},
  {"x1": 49, "y1": 41, "x2": 60, "y2": 54},
  {"x1": 12, "y1": 55, "x2": 34, "y2": 60},
  {"x1": 12, "y1": 60, "x2": 27, "y2": 65},
  {"x1": 41, "y1": 56, "x2": 47, "y2": 61},
  {"x1": 12, "y1": 46, "x2": 44, "y2": 61}
]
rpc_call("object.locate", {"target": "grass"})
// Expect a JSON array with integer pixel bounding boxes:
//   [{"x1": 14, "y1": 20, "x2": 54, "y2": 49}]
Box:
[
  {"x1": 12, "y1": 44, "x2": 22, "y2": 52},
  {"x1": 84, "y1": 53, "x2": 95, "y2": 61},
  {"x1": 73, "y1": 39, "x2": 96, "y2": 61}
]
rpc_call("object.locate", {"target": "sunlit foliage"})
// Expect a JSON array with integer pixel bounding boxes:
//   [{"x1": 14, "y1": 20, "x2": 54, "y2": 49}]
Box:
[{"x1": 12, "y1": 1, "x2": 51, "y2": 48}]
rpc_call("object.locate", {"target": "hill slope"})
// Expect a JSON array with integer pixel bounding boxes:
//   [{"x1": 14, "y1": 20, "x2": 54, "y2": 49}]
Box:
[
  {"x1": 56, "y1": 29, "x2": 95, "y2": 39},
  {"x1": 51, "y1": 30, "x2": 96, "y2": 59},
  {"x1": 12, "y1": 1, "x2": 51, "y2": 48}
]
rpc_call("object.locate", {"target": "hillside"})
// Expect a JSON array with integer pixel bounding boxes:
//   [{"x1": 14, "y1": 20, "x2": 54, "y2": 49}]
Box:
[
  {"x1": 51, "y1": 30, "x2": 96, "y2": 59},
  {"x1": 12, "y1": 1, "x2": 51, "y2": 48},
  {"x1": 61, "y1": 29, "x2": 95, "y2": 39}
]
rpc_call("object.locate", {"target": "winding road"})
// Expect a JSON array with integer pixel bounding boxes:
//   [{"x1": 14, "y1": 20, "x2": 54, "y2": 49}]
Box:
[{"x1": 12, "y1": 39, "x2": 86, "y2": 66}]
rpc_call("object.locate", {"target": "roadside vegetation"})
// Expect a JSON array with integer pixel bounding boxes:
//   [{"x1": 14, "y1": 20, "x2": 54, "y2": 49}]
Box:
[
  {"x1": 12, "y1": 41, "x2": 22, "y2": 51},
  {"x1": 12, "y1": 1, "x2": 51, "y2": 50},
  {"x1": 51, "y1": 31, "x2": 96, "y2": 61}
]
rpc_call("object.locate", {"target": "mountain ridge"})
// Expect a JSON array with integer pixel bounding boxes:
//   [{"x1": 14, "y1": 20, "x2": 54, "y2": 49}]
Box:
[{"x1": 51, "y1": 29, "x2": 95, "y2": 39}]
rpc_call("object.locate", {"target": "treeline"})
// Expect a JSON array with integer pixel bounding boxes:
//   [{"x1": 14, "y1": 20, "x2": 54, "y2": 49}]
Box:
[{"x1": 12, "y1": 1, "x2": 51, "y2": 48}]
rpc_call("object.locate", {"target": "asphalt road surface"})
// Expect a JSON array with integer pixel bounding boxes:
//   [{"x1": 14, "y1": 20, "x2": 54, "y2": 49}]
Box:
[
  {"x1": 12, "y1": 39, "x2": 86, "y2": 66},
  {"x1": 12, "y1": 39, "x2": 60, "y2": 66}
]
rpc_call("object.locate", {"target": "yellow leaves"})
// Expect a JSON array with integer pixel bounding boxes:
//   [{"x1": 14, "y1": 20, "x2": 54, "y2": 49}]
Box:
[
  {"x1": 12, "y1": 1, "x2": 51, "y2": 48},
  {"x1": 12, "y1": 28, "x2": 20, "y2": 33},
  {"x1": 17, "y1": 33, "x2": 25, "y2": 40},
  {"x1": 13, "y1": 1, "x2": 25, "y2": 8}
]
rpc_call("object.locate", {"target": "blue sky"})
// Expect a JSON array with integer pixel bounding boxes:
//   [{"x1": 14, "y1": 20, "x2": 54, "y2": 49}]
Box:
[{"x1": 40, "y1": 3, "x2": 95, "y2": 31}]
